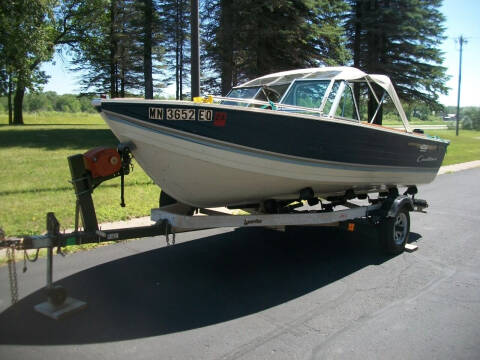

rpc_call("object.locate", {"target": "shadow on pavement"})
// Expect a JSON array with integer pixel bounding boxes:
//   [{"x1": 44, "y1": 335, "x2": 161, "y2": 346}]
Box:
[{"x1": 0, "y1": 227, "x2": 391, "y2": 345}]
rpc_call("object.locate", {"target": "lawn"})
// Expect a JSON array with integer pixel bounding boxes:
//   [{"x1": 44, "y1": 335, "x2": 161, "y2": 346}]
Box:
[
  {"x1": 425, "y1": 129, "x2": 480, "y2": 165},
  {"x1": 0, "y1": 112, "x2": 479, "y2": 236},
  {"x1": 0, "y1": 112, "x2": 159, "y2": 236}
]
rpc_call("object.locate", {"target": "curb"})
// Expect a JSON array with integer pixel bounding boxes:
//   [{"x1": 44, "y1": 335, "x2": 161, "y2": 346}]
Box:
[{"x1": 438, "y1": 160, "x2": 480, "y2": 175}]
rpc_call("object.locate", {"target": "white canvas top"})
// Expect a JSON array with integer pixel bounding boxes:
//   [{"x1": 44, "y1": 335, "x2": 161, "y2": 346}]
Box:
[
  {"x1": 240, "y1": 66, "x2": 368, "y2": 86},
  {"x1": 240, "y1": 66, "x2": 411, "y2": 132}
]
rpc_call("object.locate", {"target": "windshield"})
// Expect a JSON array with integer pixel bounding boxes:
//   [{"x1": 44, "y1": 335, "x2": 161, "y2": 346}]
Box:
[
  {"x1": 281, "y1": 80, "x2": 330, "y2": 109},
  {"x1": 222, "y1": 87, "x2": 261, "y2": 107},
  {"x1": 224, "y1": 85, "x2": 288, "y2": 107},
  {"x1": 227, "y1": 87, "x2": 261, "y2": 99}
]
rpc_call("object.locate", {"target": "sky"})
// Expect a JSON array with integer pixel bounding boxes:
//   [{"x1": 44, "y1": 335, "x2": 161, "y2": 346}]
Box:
[{"x1": 40, "y1": 0, "x2": 480, "y2": 107}]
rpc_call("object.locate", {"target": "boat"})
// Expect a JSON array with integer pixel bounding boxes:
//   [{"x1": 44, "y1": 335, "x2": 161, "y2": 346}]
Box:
[{"x1": 93, "y1": 66, "x2": 449, "y2": 210}]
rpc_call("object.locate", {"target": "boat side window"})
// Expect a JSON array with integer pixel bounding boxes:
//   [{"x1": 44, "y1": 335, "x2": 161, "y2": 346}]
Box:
[
  {"x1": 223, "y1": 87, "x2": 261, "y2": 106},
  {"x1": 227, "y1": 87, "x2": 261, "y2": 99},
  {"x1": 322, "y1": 81, "x2": 341, "y2": 114},
  {"x1": 257, "y1": 84, "x2": 289, "y2": 103},
  {"x1": 381, "y1": 96, "x2": 404, "y2": 125},
  {"x1": 281, "y1": 80, "x2": 330, "y2": 109},
  {"x1": 256, "y1": 86, "x2": 283, "y2": 103},
  {"x1": 334, "y1": 83, "x2": 358, "y2": 120}
]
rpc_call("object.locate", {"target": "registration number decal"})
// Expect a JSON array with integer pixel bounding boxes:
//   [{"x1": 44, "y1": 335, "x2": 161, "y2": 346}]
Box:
[
  {"x1": 149, "y1": 107, "x2": 163, "y2": 120},
  {"x1": 165, "y1": 108, "x2": 196, "y2": 120},
  {"x1": 148, "y1": 107, "x2": 226, "y2": 125},
  {"x1": 198, "y1": 109, "x2": 213, "y2": 121}
]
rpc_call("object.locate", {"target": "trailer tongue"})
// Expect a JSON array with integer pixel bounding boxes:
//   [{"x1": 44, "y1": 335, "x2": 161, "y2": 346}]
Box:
[{"x1": 1, "y1": 143, "x2": 426, "y2": 319}]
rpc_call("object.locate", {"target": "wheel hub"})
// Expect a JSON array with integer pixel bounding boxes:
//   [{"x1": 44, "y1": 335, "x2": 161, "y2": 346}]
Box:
[{"x1": 394, "y1": 212, "x2": 408, "y2": 245}]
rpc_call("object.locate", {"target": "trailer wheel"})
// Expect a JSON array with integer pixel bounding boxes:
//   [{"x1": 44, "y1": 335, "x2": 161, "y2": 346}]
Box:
[{"x1": 379, "y1": 207, "x2": 410, "y2": 255}]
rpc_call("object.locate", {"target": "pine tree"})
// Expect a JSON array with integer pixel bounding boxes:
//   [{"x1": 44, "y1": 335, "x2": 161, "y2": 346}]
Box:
[
  {"x1": 346, "y1": 0, "x2": 449, "y2": 123},
  {"x1": 71, "y1": 0, "x2": 164, "y2": 98},
  {"x1": 161, "y1": 0, "x2": 191, "y2": 99},
  {"x1": 202, "y1": 0, "x2": 349, "y2": 95}
]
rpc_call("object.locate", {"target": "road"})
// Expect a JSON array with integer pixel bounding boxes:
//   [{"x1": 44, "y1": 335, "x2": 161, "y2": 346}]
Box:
[{"x1": 1, "y1": 168, "x2": 479, "y2": 359}]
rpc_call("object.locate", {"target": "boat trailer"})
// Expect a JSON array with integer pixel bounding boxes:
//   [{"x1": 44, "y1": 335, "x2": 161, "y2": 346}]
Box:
[{"x1": 0, "y1": 144, "x2": 428, "y2": 319}]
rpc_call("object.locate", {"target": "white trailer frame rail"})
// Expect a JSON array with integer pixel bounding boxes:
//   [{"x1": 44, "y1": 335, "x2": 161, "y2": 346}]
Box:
[{"x1": 151, "y1": 202, "x2": 383, "y2": 233}]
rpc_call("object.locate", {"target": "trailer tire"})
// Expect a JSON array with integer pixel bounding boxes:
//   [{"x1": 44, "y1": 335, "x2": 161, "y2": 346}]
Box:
[{"x1": 379, "y1": 206, "x2": 410, "y2": 255}]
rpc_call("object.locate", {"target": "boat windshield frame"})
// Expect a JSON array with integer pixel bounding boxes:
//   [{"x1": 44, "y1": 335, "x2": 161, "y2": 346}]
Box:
[
  {"x1": 278, "y1": 78, "x2": 361, "y2": 122},
  {"x1": 233, "y1": 67, "x2": 412, "y2": 132}
]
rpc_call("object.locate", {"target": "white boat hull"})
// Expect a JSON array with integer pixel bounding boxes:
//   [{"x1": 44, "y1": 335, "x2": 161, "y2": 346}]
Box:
[{"x1": 103, "y1": 113, "x2": 437, "y2": 208}]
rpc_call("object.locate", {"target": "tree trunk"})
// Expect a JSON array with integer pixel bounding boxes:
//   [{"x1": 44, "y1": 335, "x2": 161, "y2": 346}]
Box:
[
  {"x1": 352, "y1": 0, "x2": 362, "y2": 112},
  {"x1": 109, "y1": 0, "x2": 118, "y2": 98},
  {"x1": 179, "y1": 4, "x2": 184, "y2": 101},
  {"x1": 8, "y1": 73, "x2": 13, "y2": 125},
  {"x1": 143, "y1": 0, "x2": 153, "y2": 99},
  {"x1": 219, "y1": 0, "x2": 233, "y2": 96},
  {"x1": 120, "y1": 67, "x2": 125, "y2": 97},
  {"x1": 13, "y1": 81, "x2": 25, "y2": 125},
  {"x1": 366, "y1": 0, "x2": 382, "y2": 124},
  {"x1": 175, "y1": 0, "x2": 180, "y2": 100}
]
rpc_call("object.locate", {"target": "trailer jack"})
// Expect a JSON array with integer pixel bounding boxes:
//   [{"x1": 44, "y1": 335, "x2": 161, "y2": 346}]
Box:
[{"x1": 34, "y1": 215, "x2": 87, "y2": 320}]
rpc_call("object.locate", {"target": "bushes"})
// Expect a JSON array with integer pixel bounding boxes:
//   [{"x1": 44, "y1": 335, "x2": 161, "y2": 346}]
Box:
[
  {"x1": 462, "y1": 108, "x2": 480, "y2": 130},
  {"x1": 0, "y1": 92, "x2": 97, "y2": 113}
]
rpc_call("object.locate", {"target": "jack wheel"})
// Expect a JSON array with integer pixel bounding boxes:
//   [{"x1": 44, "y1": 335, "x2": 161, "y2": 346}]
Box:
[
  {"x1": 47, "y1": 285, "x2": 67, "y2": 306},
  {"x1": 379, "y1": 207, "x2": 410, "y2": 255}
]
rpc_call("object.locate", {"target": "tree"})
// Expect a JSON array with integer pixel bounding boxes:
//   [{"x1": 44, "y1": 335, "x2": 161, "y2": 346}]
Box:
[
  {"x1": 71, "y1": 0, "x2": 164, "y2": 98},
  {"x1": 346, "y1": 0, "x2": 449, "y2": 124},
  {"x1": 134, "y1": 0, "x2": 165, "y2": 98},
  {"x1": 0, "y1": 0, "x2": 89, "y2": 125},
  {"x1": 143, "y1": 0, "x2": 154, "y2": 99},
  {"x1": 202, "y1": 0, "x2": 349, "y2": 96},
  {"x1": 462, "y1": 107, "x2": 480, "y2": 130},
  {"x1": 161, "y1": 0, "x2": 191, "y2": 99}
]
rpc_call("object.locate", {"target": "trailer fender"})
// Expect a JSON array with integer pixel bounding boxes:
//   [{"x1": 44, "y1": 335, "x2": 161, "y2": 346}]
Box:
[{"x1": 386, "y1": 195, "x2": 413, "y2": 218}]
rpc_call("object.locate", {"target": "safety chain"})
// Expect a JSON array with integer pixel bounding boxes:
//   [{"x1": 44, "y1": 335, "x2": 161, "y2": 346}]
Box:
[
  {"x1": 164, "y1": 221, "x2": 176, "y2": 246},
  {"x1": 23, "y1": 249, "x2": 40, "y2": 273},
  {"x1": 6, "y1": 246, "x2": 18, "y2": 304}
]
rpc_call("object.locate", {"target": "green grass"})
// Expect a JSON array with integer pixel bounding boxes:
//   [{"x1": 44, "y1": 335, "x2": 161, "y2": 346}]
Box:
[
  {"x1": 382, "y1": 117, "x2": 449, "y2": 125},
  {"x1": 0, "y1": 112, "x2": 159, "y2": 236},
  {"x1": 425, "y1": 129, "x2": 480, "y2": 166}
]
